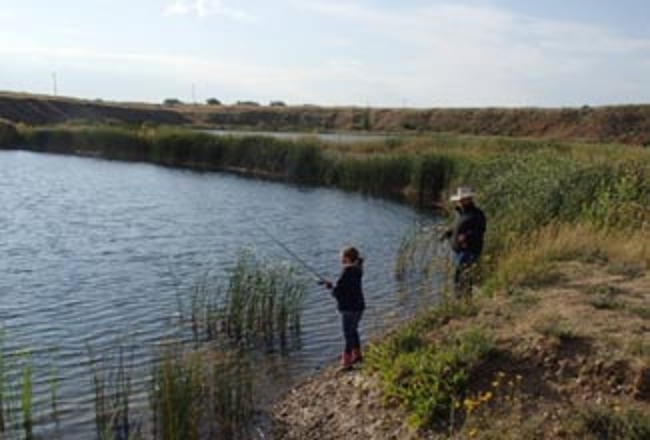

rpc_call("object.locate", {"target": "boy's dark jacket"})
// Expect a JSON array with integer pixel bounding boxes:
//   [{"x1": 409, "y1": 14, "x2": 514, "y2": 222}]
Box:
[{"x1": 332, "y1": 265, "x2": 365, "y2": 312}]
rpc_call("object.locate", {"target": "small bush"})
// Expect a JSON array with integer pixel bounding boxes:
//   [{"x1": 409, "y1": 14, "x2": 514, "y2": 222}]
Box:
[
  {"x1": 533, "y1": 315, "x2": 578, "y2": 342},
  {"x1": 163, "y1": 98, "x2": 183, "y2": 106},
  {"x1": 367, "y1": 325, "x2": 494, "y2": 429},
  {"x1": 0, "y1": 120, "x2": 20, "y2": 148}
]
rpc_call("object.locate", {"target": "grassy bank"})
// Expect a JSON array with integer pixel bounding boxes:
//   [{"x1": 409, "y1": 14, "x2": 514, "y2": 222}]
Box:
[
  {"x1": 12, "y1": 125, "x2": 649, "y2": 259},
  {"x1": 4, "y1": 123, "x2": 650, "y2": 437},
  {"x1": 3, "y1": 92, "x2": 650, "y2": 145},
  {"x1": 353, "y1": 136, "x2": 650, "y2": 436}
]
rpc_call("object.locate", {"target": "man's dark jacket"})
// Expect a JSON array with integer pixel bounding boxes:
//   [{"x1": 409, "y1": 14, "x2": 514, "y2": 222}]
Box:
[{"x1": 449, "y1": 203, "x2": 487, "y2": 255}]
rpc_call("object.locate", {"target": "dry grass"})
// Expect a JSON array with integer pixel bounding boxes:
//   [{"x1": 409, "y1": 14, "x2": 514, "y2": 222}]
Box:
[
  {"x1": 449, "y1": 261, "x2": 650, "y2": 438},
  {"x1": 4, "y1": 91, "x2": 650, "y2": 145},
  {"x1": 492, "y1": 223, "x2": 650, "y2": 290}
]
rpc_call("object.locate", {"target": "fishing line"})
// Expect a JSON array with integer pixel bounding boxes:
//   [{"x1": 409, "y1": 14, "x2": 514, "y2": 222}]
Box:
[{"x1": 256, "y1": 222, "x2": 328, "y2": 283}]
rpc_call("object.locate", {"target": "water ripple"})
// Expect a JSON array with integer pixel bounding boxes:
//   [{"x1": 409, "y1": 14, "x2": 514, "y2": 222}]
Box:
[{"x1": 0, "y1": 151, "x2": 439, "y2": 438}]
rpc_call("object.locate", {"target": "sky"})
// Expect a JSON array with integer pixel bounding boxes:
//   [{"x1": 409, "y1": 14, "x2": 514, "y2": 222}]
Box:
[{"x1": 1, "y1": 0, "x2": 649, "y2": 107}]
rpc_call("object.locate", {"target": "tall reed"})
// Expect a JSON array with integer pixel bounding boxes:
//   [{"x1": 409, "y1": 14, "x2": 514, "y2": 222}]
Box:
[
  {"x1": 20, "y1": 352, "x2": 33, "y2": 440},
  {"x1": 0, "y1": 344, "x2": 51, "y2": 440},
  {"x1": 150, "y1": 344, "x2": 253, "y2": 440},
  {"x1": 0, "y1": 330, "x2": 5, "y2": 434},
  {"x1": 180, "y1": 250, "x2": 308, "y2": 349},
  {"x1": 89, "y1": 346, "x2": 139, "y2": 440}
]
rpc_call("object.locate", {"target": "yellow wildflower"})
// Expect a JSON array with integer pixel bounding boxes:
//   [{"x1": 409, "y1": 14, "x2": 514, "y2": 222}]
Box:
[{"x1": 480, "y1": 391, "x2": 493, "y2": 402}]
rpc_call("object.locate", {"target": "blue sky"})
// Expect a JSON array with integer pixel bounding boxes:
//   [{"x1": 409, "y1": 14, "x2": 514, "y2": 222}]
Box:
[{"x1": 1, "y1": 0, "x2": 649, "y2": 107}]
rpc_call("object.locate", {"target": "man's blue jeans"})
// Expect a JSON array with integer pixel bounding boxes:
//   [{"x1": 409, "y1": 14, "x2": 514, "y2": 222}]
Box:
[{"x1": 453, "y1": 251, "x2": 479, "y2": 297}]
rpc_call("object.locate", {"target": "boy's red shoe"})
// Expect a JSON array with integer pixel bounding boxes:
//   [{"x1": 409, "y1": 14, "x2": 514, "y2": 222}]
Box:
[
  {"x1": 350, "y1": 348, "x2": 363, "y2": 365},
  {"x1": 340, "y1": 351, "x2": 353, "y2": 368}
]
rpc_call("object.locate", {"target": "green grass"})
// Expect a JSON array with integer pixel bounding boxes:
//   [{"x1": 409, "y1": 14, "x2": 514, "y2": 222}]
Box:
[
  {"x1": 150, "y1": 344, "x2": 253, "y2": 440},
  {"x1": 20, "y1": 353, "x2": 33, "y2": 440},
  {"x1": 180, "y1": 249, "x2": 308, "y2": 348},
  {"x1": 366, "y1": 307, "x2": 494, "y2": 429},
  {"x1": 0, "y1": 346, "x2": 45, "y2": 440},
  {"x1": 88, "y1": 346, "x2": 138, "y2": 440}
]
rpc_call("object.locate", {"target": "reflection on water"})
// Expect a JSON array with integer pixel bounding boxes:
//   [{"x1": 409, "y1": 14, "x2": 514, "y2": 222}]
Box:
[{"x1": 0, "y1": 151, "x2": 440, "y2": 437}]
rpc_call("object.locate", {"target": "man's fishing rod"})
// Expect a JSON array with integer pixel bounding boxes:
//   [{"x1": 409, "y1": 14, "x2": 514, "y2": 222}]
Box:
[{"x1": 257, "y1": 223, "x2": 328, "y2": 283}]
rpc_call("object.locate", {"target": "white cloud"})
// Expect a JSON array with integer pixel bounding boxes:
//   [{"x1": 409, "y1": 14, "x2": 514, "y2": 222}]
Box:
[
  {"x1": 164, "y1": 0, "x2": 254, "y2": 21},
  {"x1": 164, "y1": 0, "x2": 191, "y2": 16},
  {"x1": 3, "y1": 1, "x2": 650, "y2": 106},
  {"x1": 288, "y1": 0, "x2": 650, "y2": 106},
  {"x1": 0, "y1": 45, "x2": 311, "y2": 89},
  {"x1": 0, "y1": 9, "x2": 15, "y2": 19}
]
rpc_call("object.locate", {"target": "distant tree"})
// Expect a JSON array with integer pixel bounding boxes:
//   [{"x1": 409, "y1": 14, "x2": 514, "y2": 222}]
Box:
[
  {"x1": 269, "y1": 100, "x2": 287, "y2": 107},
  {"x1": 236, "y1": 100, "x2": 260, "y2": 107},
  {"x1": 163, "y1": 98, "x2": 183, "y2": 106},
  {"x1": 206, "y1": 98, "x2": 222, "y2": 106}
]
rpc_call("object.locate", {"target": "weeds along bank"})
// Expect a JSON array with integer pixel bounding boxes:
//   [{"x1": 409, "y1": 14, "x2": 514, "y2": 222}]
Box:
[
  {"x1": 0, "y1": 251, "x2": 304, "y2": 439},
  {"x1": 4, "y1": 124, "x2": 650, "y2": 437},
  {"x1": 11, "y1": 125, "x2": 650, "y2": 255},
  {"x1": 5, "y1": 126, "x2": 649, "y2": 324},
  {"x1": 4, "y1": 126, "x2": 648, "y2": 245},
  {"x1": 7, "y1": 124, "x2": 650, "y2": 280}
]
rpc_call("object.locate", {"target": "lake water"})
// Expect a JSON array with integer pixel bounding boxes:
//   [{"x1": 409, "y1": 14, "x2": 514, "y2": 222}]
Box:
[{"x1": 0, "y1": 151, "x2": 440, "y2": 438}]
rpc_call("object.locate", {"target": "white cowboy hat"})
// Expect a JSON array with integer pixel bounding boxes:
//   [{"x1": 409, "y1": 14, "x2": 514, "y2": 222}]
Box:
[{"x1": 449, "y1": 186, "x2": 475, "y2": 202}]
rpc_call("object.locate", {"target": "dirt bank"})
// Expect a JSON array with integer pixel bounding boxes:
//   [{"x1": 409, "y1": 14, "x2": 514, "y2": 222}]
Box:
[
  {"x1": 0, "y1": 92, "x2": 189, "y2": 126},
  {"x1": 2, "y1": 92, "x2": 650, "y2": 145},
  {"x1": 271, "y1": 261, "x2": 650, "y2": 439}
]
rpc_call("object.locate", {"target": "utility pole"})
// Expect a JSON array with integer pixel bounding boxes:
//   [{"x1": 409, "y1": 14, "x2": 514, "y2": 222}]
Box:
[
  {"x1": 191, "y1": 83, "x2": 196, "y2": 105},
  {"x1": 52, "y1": 72, "x2": 58, "y2": 96}
]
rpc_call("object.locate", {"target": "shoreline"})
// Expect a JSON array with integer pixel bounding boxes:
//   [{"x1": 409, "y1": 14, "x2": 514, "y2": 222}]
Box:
[
  {"x1": 1, "y1": 121, "x2": 648, "y2": 438},
  {"x1": 270, "y1": 261, "x2": 650, "y2": 439}
]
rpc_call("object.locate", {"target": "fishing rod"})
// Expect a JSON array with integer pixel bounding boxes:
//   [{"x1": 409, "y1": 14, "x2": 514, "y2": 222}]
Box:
[{"x1": 257, "y1": 223, "x2": 328, "y2": 283}]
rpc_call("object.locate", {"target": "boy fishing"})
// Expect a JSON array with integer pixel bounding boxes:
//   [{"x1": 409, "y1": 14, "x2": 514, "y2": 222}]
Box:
[{"x1": 320, "y1": 246, "x2": 365, "y2": 370}]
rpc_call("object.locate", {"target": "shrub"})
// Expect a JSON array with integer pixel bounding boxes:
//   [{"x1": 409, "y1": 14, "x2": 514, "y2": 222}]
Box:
[
  {"x1": 367, "y1": 324, "x2": 494, "y2": 428},
  {"x1": 0, "y1": 120, "x2": 20, "y2": 148},
  {"x1": 163, "y1": 98, "x2": 183, "y2": 106},
  {"x1": 236, "y1": 101, "x2": 260, "y2": 107}
]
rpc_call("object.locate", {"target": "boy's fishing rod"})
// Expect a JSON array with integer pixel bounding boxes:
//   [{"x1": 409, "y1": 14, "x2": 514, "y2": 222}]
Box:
[{"x1": 257, "y1": 223, "x2": 328, "y2": 283}]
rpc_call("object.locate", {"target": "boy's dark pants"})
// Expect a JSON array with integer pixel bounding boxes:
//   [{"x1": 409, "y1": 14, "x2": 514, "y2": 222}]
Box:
[{"x1": 341, "y1": 311, "x2": 363, "y2": 353}]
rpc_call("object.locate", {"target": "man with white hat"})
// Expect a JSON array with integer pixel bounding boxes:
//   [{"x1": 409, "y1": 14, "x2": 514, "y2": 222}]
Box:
[{"x1": 441, "y1": 186, "x2": 487, "y2": 297}]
